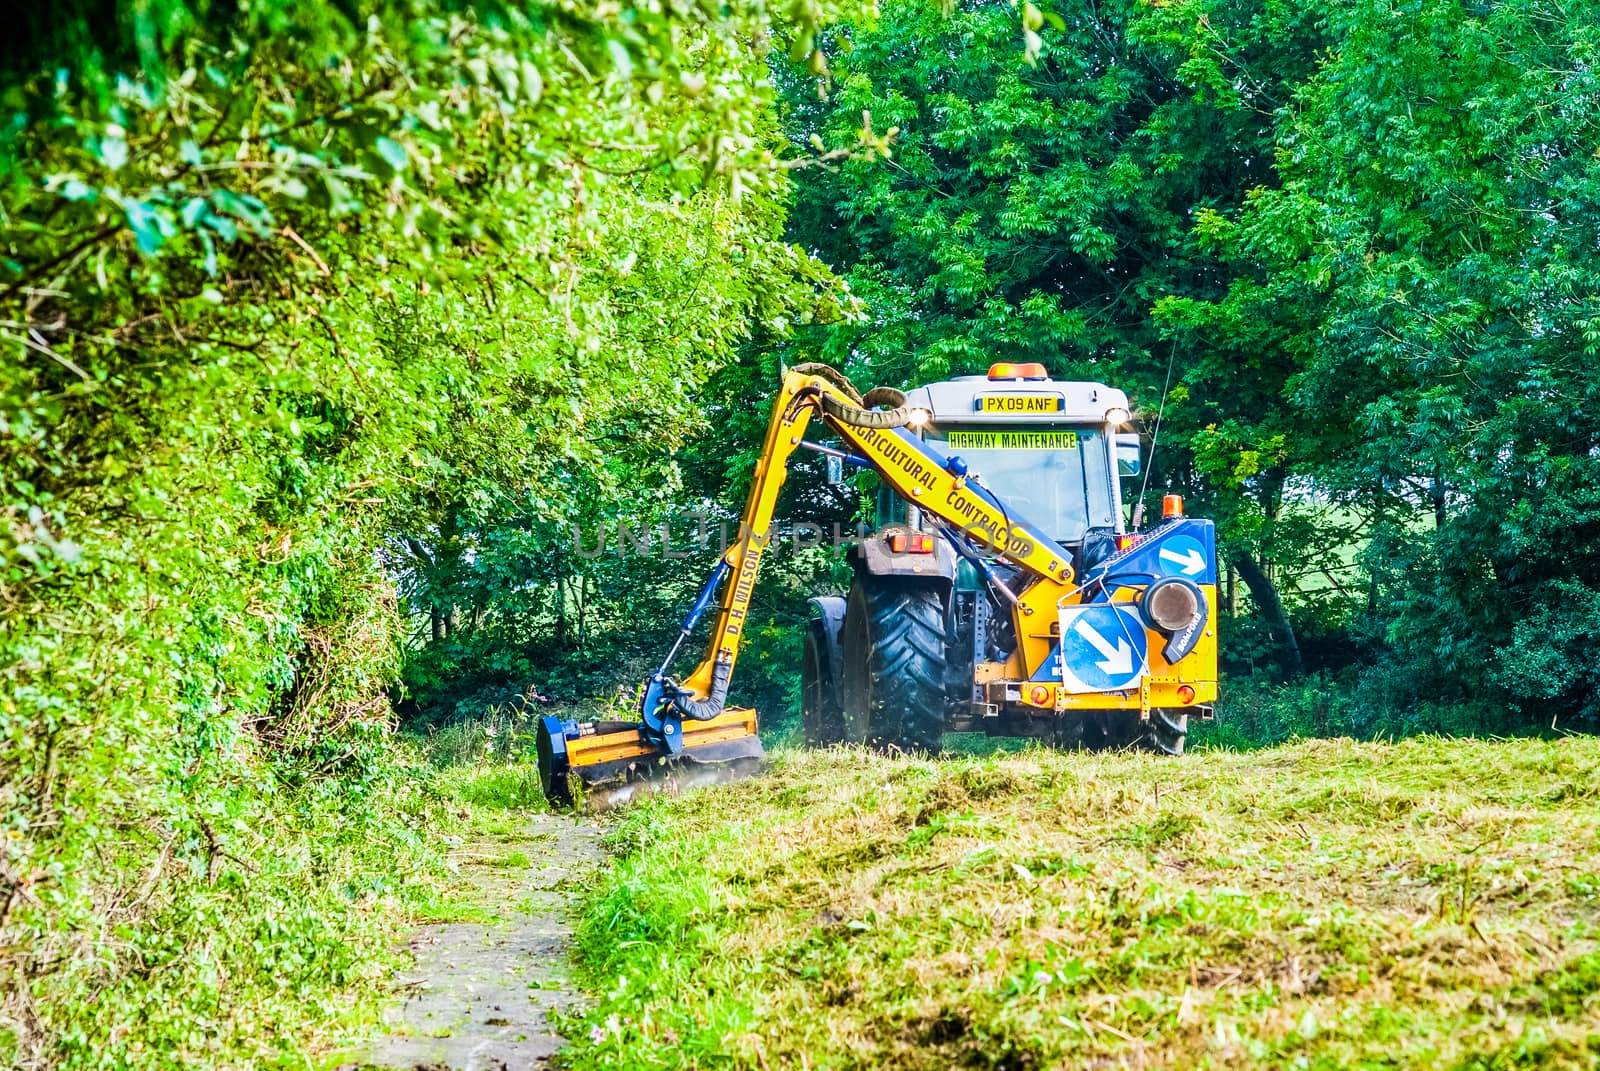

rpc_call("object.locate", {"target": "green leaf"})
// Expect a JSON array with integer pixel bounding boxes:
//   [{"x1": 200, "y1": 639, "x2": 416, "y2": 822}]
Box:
[
  {"x1": 49, "y1": 175, "x2": 97, "y2": 202},
  {"x1": 124, "y1": 199, "x2": 174, "y2": 256},
  {"x1": 322, "y1": 174, "x2": 362, "y2": 216},
  {"x1": 99, "y1": 135, "x2": 128, "y2": 170},
  {"x1": 374, "y1": 137, "x2": 409, "y2": 173},
  {"x1": 212, "y1": 189, "x2": 274, "y2": 233},
  {"x1": 605, "y1": 39, "x2": 633, "y2": 80},
  {"x1": 205, "y1": 214, "x2": 237, "y2": 243}
]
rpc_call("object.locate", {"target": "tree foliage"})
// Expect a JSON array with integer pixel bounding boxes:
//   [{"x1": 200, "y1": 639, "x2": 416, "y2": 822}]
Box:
[
  {"x1": 0, "y1": 1, "x2": 847, "y2": 1064},
  {"x1": 1165, "y1": 0, "x2": 1600, "y2": 722},
  {"x1": 394, "y1": 341, "x2": 860, "y2": 731},
  {"x1": 777, "y1": 0, "x2": 1333, "y2": 671}
]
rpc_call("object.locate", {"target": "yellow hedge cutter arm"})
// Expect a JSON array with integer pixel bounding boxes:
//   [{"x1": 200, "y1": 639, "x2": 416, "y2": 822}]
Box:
[{"x1": 536, "y1": 363, "x2": 1093, "y2": 805}]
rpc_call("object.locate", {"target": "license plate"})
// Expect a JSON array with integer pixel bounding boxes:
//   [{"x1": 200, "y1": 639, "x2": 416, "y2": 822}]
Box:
[{"x1": 978, "y1": 394, "x2": 1064, "y2": 414}]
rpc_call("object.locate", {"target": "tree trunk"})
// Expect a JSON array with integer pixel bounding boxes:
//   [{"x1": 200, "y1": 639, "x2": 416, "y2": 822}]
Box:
[
  {"x1": 1231, "y1": 551, "x2": 1305, "y2": 677},
  {"x1": 576, "y1": 576, "x2": 588, "y2": 644}
]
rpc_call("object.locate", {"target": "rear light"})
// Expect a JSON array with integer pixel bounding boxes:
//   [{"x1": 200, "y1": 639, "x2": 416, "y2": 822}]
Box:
[
  {"x1": 1176, "y1": 685, "x2": 1196, "y2": 705},
  {"x1": 1115, "y1": 533, "x2": 1142, "y2": 552},
  {"x1": 987, "y1": 362, "x2": 1049, "y2": 380},
  {"x1": 887, "y1": 532, "x2": 935, "y2": 554},
  {"x1": 1029, "y1": 684, "x2": 1052, "y2": 705}
]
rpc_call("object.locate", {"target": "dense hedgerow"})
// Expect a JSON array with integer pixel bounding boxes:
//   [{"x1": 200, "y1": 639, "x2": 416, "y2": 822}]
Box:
[{"x1": 0, "y1": 2, "x2": 849, "y2": 1064}]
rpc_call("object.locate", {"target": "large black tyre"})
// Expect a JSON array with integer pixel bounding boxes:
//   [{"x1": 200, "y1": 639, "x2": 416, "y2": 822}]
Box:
[
  {"x1": 801, "y1": 618, "x2": 845, "y2": 746},
  {"x1": 1083, "y1": 709, "x2": 1188, "y2": 755},
  {"x1": 840, "y1": 577, "x2": 947, "y2": 753},
  {"x1": 1139, "y1": 708, "x2": 1189, "y2": 755},
  {"x1": 1049, "y1": 714, "x2": 1087, "y2": 750}
]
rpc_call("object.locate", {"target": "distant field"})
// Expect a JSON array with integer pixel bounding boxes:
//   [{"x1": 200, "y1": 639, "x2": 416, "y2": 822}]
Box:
[{"x1": 566, "y1": 737, "x2": 1600, "y2": 1069}]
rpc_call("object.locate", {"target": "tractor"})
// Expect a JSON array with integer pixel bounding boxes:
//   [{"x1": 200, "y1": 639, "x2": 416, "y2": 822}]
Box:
[
  {"x1": 802, "y1": 361, "x2": 1214, "y2": 758},
  {"x1": 536, "y1": 362, "x2": 1217, "y2": 804}
]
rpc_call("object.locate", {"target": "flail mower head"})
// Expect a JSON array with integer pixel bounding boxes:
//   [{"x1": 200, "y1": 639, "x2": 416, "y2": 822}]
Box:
[
  {"x1": 535, "y1": 705, "x2": 765, "y2": 811},
  {"x1": 534, "y1": 568, "x2": 768, "y2": 809}
]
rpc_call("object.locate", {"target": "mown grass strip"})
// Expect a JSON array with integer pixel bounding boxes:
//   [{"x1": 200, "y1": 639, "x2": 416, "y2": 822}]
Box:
[{"x1": 566, "y1": 736, "x2": 1600, "y2": 1069}]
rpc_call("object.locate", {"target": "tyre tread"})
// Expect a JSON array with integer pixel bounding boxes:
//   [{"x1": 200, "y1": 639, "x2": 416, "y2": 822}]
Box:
[{"x1": 845, "y1": 578, "x2": 946, "y2": 753}]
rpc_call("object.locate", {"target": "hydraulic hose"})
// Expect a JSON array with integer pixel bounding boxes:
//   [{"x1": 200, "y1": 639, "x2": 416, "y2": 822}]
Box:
[
  {"x1": 820, "y1": 386, "x2": 917, "y2": 428},
  {"x1": 791, "y1": 362, "x2": 864, "y2": 404},
  {"x1": 791, "y1": 362, "x2": 920, "y2": 429},
  {"x1": 669, "y1": 656, "x2": 732, "y2": 721}
]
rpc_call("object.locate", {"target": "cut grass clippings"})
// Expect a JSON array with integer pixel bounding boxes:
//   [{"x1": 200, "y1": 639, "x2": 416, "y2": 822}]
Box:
[{"x1": 566, "y1": 736, "x2": 1600, "y2": 1069}]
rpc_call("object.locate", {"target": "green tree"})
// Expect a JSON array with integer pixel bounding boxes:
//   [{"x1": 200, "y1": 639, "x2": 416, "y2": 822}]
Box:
[
  {"x1": 778, "y1": 0, "x2": 1332, "y2": 673},
  {"x1": 1179, "y1": 0, "x2": 1600, "y2": 725},
  {"x1": 394, "y1": 340, "x2": 864, "y2": 734}
]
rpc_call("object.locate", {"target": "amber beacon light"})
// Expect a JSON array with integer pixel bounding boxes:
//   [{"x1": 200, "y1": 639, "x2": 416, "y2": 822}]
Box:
[
  {"x1": 987, "y1": 362, "x2": 1049, "y2": 380},
  {"x1": 887, "y1": 532, "x2": 935, "y2": 554}
]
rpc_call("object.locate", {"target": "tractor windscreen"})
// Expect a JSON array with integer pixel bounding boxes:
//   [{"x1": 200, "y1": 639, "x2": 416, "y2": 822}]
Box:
[{"x1": 924, "y1": 426, "x2": 1116, "y2": 544}]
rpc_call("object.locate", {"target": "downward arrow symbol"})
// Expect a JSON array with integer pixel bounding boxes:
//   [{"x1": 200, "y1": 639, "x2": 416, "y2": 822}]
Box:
[
  {"x1": 1160, "y1": 546, "x2": 1207, "y2": 576},
  {"x1": 1073, "y1": 617, "x2": 1133, "y2": 676}
]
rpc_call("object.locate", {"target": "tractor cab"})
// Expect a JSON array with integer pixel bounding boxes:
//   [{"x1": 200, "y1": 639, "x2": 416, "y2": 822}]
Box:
[{"x1": 870, "y1": 363, "x2": 1138, "y2": 569}]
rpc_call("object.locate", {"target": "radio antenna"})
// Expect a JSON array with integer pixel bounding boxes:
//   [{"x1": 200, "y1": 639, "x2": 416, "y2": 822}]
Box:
[{"x1": 1136, "y1": 340, "x2": 1179, "y2": 525}]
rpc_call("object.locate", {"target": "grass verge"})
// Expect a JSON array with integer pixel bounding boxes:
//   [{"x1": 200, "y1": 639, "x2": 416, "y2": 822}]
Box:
[{"x1": 566, "y1": 736, "x2": 1600, "y2": 1069}]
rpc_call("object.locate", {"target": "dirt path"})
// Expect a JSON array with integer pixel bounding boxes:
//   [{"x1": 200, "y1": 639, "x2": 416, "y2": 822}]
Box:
[{"x1": 343, "y1": 813, "x2": 603, "y2": 1071}]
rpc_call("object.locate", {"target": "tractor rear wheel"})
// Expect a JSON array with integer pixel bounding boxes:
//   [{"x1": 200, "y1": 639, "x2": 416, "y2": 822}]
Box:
[
  {"x1": 1137, "y1": 708, "x2": 1189, "y2": 755},
  {"x1": 840, "y1": 577, "x2": 947, "y2": 754},
  {"x1": 801, "y1": 617, "x2": 846, "y2": 746},
  {"x1": 1083, "y1": 709, "x2": 1188, "y2": 755}
]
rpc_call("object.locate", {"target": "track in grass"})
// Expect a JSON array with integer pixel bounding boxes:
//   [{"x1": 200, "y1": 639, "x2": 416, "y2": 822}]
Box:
[{"x1": 343, "y1": 813, "x2": 602, "y2": 1070}]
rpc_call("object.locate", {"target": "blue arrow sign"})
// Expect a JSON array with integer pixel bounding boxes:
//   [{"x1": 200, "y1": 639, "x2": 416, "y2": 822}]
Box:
[
  {"x1": 1055, "y1": 605, "x2": 1147, "y2": 693},
  {"x1": 1086, "y1": 519, "x2": 1218, "y2": 589},
  {"x1": 1156, "y1": 534, "x2": 1208, "y2": 579}
]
